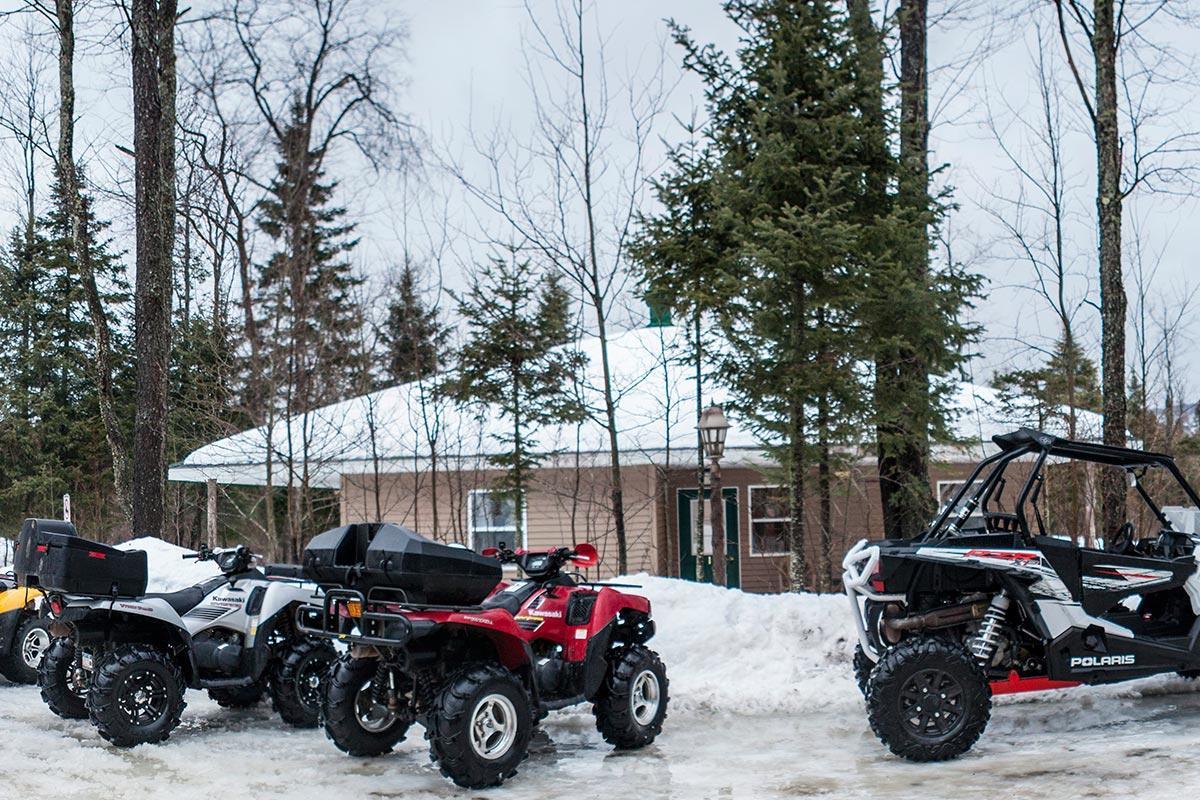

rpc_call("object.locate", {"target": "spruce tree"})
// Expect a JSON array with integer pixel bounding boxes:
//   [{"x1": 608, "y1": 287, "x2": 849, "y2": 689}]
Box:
[
  {"x1": 256, "y1": 102, "x2": 367, "y2": 412},
  {"x1": 638, "y1": 0, "x2": 876, "y2": 590},
  {"x1": 380, "y1": 262, "x2": 448, "y2": 386},
  {"x1": 994, "y1": 337, "x2": 1101, "y2": 431},
  {"x1": 0, "y1": 173, "x2": 131, "y2": 532},
  {"x1": 444, "y1": 253, "x2": 585, "y2": 547},
  {"x1": 847, "y1": 0, "x2": 979, "y2": 541}
]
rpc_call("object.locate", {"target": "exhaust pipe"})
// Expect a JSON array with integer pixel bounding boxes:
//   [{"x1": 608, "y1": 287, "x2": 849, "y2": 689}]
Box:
[{"x1": 884, "y1": 595, "x2": 990, "y2": 633}]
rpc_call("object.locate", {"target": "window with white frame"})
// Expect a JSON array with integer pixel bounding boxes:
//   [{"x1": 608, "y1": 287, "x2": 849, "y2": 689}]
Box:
[
  {"x1": 936, "y1": 480, "x2": 985, "y2": 522},
  {"x1": 468, "y1": 490, "x2": 522, "y2": 553},
  {"x1": 749, "y1": 486, "x2": 789, "y2": 555}
]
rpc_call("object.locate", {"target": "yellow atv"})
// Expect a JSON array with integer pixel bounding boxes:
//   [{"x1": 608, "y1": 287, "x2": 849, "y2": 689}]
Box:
[{"x1": 0, "y1": 573, "x2": 51, "y2": 684}]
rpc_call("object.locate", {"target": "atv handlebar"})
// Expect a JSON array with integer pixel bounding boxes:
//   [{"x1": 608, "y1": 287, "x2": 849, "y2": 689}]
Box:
[
  {"x1": 482, "y1": 542, "x2": 599, "y2": 580},
  {"x1": 182, "y1": 544, "x2": 259, "y2": 575}
]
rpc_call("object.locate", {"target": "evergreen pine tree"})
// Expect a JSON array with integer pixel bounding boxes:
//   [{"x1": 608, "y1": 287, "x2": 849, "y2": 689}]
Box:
[
  {"x1": 256, "y1": 102, "x2": 367, "y2": 411},
  {"x1": 444, "y1": 253, "x2": 585, "y2": 547},
  {"x1": 637, "y1": 0, "x2": 876, "y2": 590},
  {"x1": 0, "y1": 172, "x2": 131, "y2": 532},
  {"x1": 994, "y1": 336, "x2": 1101, "y2": 431},
  {"x1": 380, "y1": 261, "x2": 448, "y2": 386}
]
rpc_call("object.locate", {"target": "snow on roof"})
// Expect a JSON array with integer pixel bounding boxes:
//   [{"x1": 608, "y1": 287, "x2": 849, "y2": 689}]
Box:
[{"x1": 169, "y1": 325, "x2": 1103, "y2": 488}]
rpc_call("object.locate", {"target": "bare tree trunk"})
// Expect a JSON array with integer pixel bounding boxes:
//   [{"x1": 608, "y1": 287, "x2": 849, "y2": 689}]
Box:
[
  {"x1": 130, "y1": 0, "x2": 177, "y2": 536},
  {"x1": 55, "y1": 0, "x2": 134, "y2": 526},
  {"x1": 816, "y1": 393, "x2": 832, "y2": 594},
  {"x1": 788, "y1": 280, "x2": 807, "y2": 592},
  {"x1": 1093, "y1": 0, "x2": 1127, "y2": 537},
  {"x1": 788, "y1": 406, "x2": 807, "y2": 593},
  {"x1": 574, "y1": 14, "x2": 628, "y2": 573},
  {"x1": 205, "y1": 478, "x2": 217, "y2": 547}
]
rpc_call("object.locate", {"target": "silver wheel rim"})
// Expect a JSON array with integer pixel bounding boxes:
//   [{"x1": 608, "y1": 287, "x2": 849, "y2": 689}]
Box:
[
  {"x1": 355, "y1": 680, "x2": 398, "y2": 734},
  {"x1": 67, "y1": 658, "x2": 90, "y2": 698},
  {"x1": 630, "y1": 669, "x2": 661, "y2": 727},
  {"x1": 469, "y1": 693, "x2": 518, "y2": 760},
  {"x1": 20, "y1": 627, "x2": 50, "y2": 669}
]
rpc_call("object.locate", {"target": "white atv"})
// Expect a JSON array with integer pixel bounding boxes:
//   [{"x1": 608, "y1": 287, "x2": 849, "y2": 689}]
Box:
[{"x1": 14, "y1": 520, "x2": 333, "y2": 747}]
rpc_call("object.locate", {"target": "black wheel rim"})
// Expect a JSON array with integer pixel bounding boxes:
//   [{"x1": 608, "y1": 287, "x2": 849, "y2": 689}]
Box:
[
  {"x1": 897, "y1": 668, "x2": 966, "y2": 741},
  {"x1": 297, "y1": 655, "x2": 327, "y2": 714},
  {"x1": 117, "y1": 669, "x2": 170, "y2": 726}
]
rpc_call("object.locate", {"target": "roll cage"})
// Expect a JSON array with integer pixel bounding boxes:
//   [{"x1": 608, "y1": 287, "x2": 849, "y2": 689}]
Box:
[{"x1": 920, "y1": 428, "x2": 1200, "y2": 544}]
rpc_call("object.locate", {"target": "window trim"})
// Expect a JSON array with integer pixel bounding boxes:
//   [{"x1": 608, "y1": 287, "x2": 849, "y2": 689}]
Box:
[
  {"x1": 466, "y1": 488, "x2": 526, "y2": 552},
  {"x1": 936, "y1": 479, "x2": 986, "y2": 518},
  {"x1": 748, "y1": 484, "x2": 790, "y2": 557}
]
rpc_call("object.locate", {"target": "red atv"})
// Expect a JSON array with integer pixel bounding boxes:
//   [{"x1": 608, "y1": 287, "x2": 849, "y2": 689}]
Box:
[{"x1": 296, "y1": 523, "x2": 668, "y2": 789}]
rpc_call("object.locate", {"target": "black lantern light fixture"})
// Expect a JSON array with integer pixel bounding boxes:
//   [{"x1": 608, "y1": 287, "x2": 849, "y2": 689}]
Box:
[{"x1": 698, "y1": 404, "x2": 730, "y2": 462}]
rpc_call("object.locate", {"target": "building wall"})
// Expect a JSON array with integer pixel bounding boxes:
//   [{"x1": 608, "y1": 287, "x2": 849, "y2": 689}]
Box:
[
  {"x1": 341, "y1": 458, "x2": 985, "y2": 594},
  {"x1": 340, "y1": 463, "x2": 664, "y2": 580},
  {"x1": 663, "y1": 461, "x2": 984, "y2": 594}
]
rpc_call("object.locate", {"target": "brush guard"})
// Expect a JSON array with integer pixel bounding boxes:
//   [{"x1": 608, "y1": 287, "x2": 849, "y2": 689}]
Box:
[{"x1": 842, "y1": 539, "x2": 906, "y2": 660}]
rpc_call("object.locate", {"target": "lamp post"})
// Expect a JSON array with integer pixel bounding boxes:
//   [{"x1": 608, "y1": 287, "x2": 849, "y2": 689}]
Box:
[{"x1": 698, "y1": 405, "x2": 731, "y2": 586}]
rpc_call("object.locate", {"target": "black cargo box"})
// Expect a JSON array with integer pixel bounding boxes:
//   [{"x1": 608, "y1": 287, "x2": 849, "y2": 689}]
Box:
[
  {"x1": 14, "y1": 518, "x2": 148, "y2": 596},
  {"x1": 303, "y1": 522, "x2": 501, "y2": 606}
]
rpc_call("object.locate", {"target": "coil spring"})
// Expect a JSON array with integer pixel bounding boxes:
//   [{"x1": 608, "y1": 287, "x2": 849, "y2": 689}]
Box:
[{"x1": 969, "y1": 592, "x2": 1011, "y2": 664}]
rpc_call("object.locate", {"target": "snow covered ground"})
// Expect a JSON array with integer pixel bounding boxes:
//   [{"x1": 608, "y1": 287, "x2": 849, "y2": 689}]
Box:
[{"x1": 2, "y1": 539, "x2": 1200, "y2": 797}]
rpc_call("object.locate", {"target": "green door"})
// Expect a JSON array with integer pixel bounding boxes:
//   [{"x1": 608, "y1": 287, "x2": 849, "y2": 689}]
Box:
[{"x1": 677, "y1": 487, "x2": 740, "y2": 589}]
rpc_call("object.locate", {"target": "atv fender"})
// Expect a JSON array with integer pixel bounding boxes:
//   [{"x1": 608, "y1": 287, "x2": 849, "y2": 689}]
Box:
[
  {"x1": 240, "y1": 581, "x2": 325, "y2": 679},
  {"x1": 579, "y1": 595, "x2": 654, "y2": 700},
  {"x1": 66, "y1": 599, "x2": 198, "y2": 684},
  {"x1": 252, "y1": 581, "x2": 323, "y2": 633},
  {"x1": 582, "y1": 619, "x2": 615, "y2": 700},
  {"x1": 457, "y1": 623, "x2": 536, "y2": 674},
  {"x1": 0, "y1": 586, "x2": 38, "y2": 616}
]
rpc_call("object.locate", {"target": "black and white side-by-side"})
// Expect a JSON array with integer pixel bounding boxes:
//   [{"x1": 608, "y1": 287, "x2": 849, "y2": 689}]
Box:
[{"x1": 846, "y1": 428, "x2": 1200, "y2": 761}]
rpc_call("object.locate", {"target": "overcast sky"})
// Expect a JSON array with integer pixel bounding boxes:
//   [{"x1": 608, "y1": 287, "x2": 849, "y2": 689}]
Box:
[{"x1": 1, "y1": 0, "x2": 1197, "y2": 405}]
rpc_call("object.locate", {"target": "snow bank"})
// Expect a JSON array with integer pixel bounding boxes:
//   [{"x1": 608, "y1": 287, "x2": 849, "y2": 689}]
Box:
[
  {"x1": 115, "y1": 537, "x2": 220, "y2": 592},
  {"x1": 105, "y1": 539, "x2": 862, "y2": 714},
  {"x1": 622, "y1": 575, "x2": 860, "y2": 715}
]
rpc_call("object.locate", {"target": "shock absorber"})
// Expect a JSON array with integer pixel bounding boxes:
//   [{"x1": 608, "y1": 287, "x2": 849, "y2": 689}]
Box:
[{"x1": 969, "y1": 591, "x2": 1010, "y2": 664}]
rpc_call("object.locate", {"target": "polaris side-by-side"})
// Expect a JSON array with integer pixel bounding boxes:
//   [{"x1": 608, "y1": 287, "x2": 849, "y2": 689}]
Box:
[
  {"x1": 295, "y1": 522, "x2": 668, "y2": 789},
  {"x1": 14, "y1": 519, "x2": 334, "y2": 746},
  {"x1": 845, "y1": 428, "x2": 1200, "y2": 761}
]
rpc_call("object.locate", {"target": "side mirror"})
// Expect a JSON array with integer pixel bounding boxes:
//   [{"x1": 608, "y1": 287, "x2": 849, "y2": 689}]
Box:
[
  {"x1": 481, "y1": 547, "x2": 499, "y2": 558},
  {"x1": 572, "y1": 542, "x2": 598, "y2": 567}
]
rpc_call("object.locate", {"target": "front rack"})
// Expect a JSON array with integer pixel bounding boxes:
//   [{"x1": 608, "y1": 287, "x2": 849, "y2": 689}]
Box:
[{"x1": 295, "y1": 586, "x2": 487, "y2": 647}]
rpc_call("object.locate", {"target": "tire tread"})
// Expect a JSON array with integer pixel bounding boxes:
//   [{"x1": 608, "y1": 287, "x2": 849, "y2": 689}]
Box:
[
  {"x1": 865, "y1": 635, "x2": 991, "y2": 762},
  {"x1": 592, "y1": 644, "x2": 669, "y2": 749},
  {"x1": 87, "y1": 643, "x2": 186, "y2": 747}
]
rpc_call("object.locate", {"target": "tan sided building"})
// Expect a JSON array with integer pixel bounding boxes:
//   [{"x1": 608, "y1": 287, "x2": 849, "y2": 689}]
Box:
[{"x1": 170, "y1": 325, "x2": 1101, "y2": 593}]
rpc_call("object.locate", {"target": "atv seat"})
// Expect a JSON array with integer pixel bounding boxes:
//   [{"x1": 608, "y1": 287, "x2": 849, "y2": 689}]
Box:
[
  {"x1": 264, "y1": 563, "x2": 305, "y2": 579},
  {"x1": 480, "y1": 581, "x2": 542, "y2": 615},
  {"x1": 142, "y1": 576, "x2": 228, "y2": 615}
]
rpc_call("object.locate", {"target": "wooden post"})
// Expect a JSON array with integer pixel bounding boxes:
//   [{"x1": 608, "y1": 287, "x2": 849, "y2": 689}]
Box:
[{"x1": 206, "y1": 478, "x2": 218, "y2": 548}]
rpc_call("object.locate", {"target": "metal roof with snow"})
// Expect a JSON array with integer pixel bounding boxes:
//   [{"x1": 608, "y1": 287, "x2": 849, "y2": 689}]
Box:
[{"x1": 169, "y1": 325, "x2": 1103, "y2": 488}]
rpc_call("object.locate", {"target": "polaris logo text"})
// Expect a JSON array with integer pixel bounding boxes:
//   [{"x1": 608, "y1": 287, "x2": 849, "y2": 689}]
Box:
[{"x1": 1069, "y1": 654, "x2": 1135, "y2": 668}]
